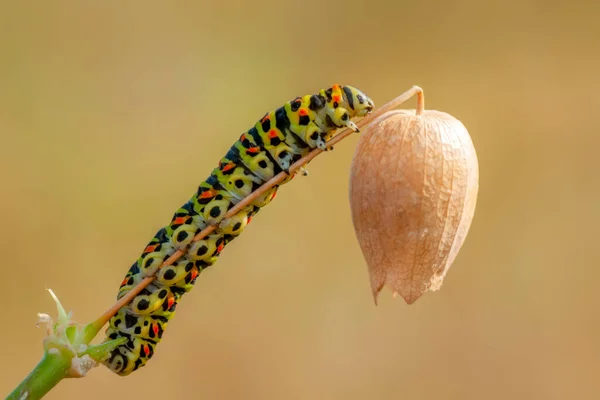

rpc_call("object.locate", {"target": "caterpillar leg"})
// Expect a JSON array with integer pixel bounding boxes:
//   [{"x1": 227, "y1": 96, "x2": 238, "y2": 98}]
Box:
[
  {"x1": 274, "y1": 146, "x2": 294, "y2": 172},
  {"x1": 322, "y1": 110, "x2": 360, "y2": 152},
  {"x1": 202, "y1": 198, "x2": 232, "y2": 226},
  {"x1": 156, "y1": 258, "x2": 200, "y2": 293},
  {"x1": 295, "y1": 156, "x2": 313, "y2": 176},
  {"x1": 218, "y1": 205, "x2": 254, "y2": 236},
  {"x1": 323, "y1": 133, "x2": 336, "y2": 152},
  {"x1": 328, "y1": 105, "x2": 361, "y2": 133},
  {"x1": 129, "y1": 285, "x2": 177, "y2": 316},
  {"x1": 290, "y1": 120, "x2": 327, "y2": 151},
  {"x1": 346, "y1": 120, "x2": 360, "y2": 133},
  {"x1": 187, "y1": 234, "x2": 224, "y2": 266},
  {"x1": 135, "y1": 229, "x2": 175, "y2": 278}
]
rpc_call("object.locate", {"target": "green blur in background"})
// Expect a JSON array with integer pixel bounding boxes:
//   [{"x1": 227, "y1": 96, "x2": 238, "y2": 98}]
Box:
[{"x1": 0, "y1": 1, "x2": 598, "y2": 399}]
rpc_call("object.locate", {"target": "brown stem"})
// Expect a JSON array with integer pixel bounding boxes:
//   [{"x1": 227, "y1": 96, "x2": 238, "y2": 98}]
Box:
[
  {"x1": 93, "y1": 85, "x2": 425, "y2": 331},
  {"x1": 415, "y1": 86, "x2": 424, "y2": 115}
]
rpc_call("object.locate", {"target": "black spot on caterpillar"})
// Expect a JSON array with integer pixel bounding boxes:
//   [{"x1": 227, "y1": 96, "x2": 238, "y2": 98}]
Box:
[{"x1": 102, "y1": 84, "x2": 374, "y2": 375}]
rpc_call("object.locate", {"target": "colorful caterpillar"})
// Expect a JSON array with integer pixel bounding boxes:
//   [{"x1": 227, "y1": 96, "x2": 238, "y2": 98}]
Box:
[{"x1": 102, "y1": 84, "x2": 374, "y2": 375}]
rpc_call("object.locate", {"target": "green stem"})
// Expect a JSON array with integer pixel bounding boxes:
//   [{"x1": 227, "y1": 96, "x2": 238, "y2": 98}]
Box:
[{"x1": 6, "y1": 349, "x2": 71, "y2": 400}]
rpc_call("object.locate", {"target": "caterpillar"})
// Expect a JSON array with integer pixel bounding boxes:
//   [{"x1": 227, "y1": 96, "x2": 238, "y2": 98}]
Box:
[{"x1": 102, "y1": 84, "x2": 374, "y2": 375}]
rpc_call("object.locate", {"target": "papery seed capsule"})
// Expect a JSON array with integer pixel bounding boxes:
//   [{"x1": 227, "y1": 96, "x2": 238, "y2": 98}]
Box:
[{"x1": 349, "y1": 108, "x2": 479, "y2": 304}]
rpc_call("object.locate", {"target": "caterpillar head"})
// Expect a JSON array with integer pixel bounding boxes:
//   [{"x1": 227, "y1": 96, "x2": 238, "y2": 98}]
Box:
[
  {"x1": 342, "y1": 85, "x2": 375, "y2": 117},
  {"x1": 322, "y1": 84, "x2": 374, "y2": 130}
]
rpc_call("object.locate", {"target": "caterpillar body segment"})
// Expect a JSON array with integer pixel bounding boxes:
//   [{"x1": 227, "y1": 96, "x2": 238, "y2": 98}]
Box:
[{"x1": 103, "y1": 84, "x2": 374, "y2": 375}]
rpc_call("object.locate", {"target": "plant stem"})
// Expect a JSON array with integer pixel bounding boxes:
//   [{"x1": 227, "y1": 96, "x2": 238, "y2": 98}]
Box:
[
  {"x1": 6, "y1": 349, "x2": 72, "y2": 400},
  {"x1": 415, "y1": 87, "x2": 424, "y2": 115}
]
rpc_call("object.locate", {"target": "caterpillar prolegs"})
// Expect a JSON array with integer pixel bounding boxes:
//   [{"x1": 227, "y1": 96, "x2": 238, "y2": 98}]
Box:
[{"x1": 102, "y1": 84, "x2": 374, "y2": 375}]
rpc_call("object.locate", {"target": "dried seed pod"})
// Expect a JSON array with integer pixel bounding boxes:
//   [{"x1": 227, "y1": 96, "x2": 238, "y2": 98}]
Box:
[{"x1": 349, "y1": 105, "x2": 479, "y2": 305}]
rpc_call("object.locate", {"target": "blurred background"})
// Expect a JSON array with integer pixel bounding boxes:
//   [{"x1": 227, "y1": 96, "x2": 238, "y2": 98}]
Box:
[{"x1": 1, "y1": 1, "x2": 598, "y2": 399}]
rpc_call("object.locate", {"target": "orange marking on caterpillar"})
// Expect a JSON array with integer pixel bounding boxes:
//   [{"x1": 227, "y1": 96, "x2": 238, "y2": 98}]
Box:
[
  {"x1": 217, "y1": 242, "x2": 224, "y2": 252},
  {"x1": 221, "y1": 162, "x2": 236, "y2": 172},
  {"x1": 268, "y1": 129, "x2": 278, "y2": 138},
  {"x1": 172, "y1": 217, "x2": 188, "y2": 225},
  {"x1": 261, "y1": 115, "x2": 270, "y2": 123},
  {"x1": 199, "y1": 189, "x2": 217, "y2": 199},
  {"x1": 152, "y1": 324, "x2": 159, "y2": 337},
  {"x1": 299, "y1": 108, "x2": 308, "y2": 116},
  {"x1": 333, "y1": 95, "x2": 341, "y2": 103},
  {"x1": 332, "y1": 84, "x2": 340, "y2": 90},
  {"x1": 144, "y1": 244, "x2": 158, "y2": 254},
  {"x1": 167, "y1": 296, "x2": 175, "y2": 309},
  {"x1": 120, "y1": 277, "x2": 130, "y2": 286},
  {"x1": 190, "y1": 268, "x2": 199, "y2": 280},
  {"x1": 247, "y1": 146, "x2": 260, "y2": 154},
  {"x1": 142, "y1": 344, "x2": 150, "y2": 356}
]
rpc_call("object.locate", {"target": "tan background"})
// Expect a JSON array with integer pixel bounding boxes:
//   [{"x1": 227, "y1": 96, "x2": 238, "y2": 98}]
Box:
[{"x1": 1, "y1": 1, "x2": 598, "y2": 399}]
